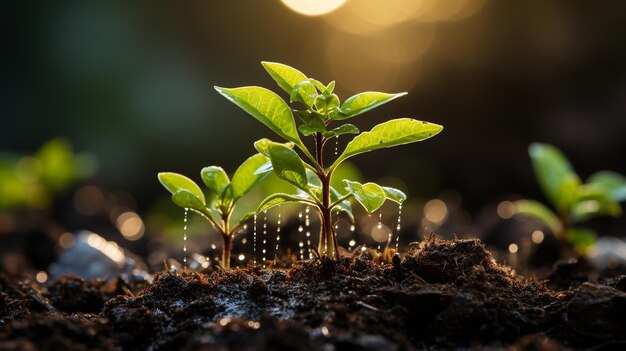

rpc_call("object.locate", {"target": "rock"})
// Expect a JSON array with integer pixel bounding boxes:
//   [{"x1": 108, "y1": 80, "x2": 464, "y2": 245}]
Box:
[{"x1": 564, "y1": 282, "x2": 626, "y2": 341}]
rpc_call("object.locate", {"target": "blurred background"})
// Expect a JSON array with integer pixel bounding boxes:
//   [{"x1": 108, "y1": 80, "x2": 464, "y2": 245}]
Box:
[{"x1": 2, "y1": 0, "x2": 626, "y2": 277}]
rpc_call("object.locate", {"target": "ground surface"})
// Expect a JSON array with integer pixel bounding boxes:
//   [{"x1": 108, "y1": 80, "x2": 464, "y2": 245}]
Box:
[{"x1": 1, "y1": 237, "x2": 626, "y2": 350}]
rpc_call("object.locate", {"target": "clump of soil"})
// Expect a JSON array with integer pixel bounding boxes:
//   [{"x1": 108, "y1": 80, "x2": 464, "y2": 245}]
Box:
[{"x1": 1, "y1": 237, "x2": 626, "y2": 350}]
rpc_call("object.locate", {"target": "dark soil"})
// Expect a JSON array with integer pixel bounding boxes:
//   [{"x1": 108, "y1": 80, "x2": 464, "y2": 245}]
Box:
[{"x1": 2, "y1": 237, "x2": 626, "y2": 350}]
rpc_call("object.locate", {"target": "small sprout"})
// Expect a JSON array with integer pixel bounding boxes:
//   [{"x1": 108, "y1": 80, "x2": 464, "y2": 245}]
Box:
[
  {"x1": 513, "y1": 143, "x2": 626, "y2": 253},
  {"x1": 158, "y1": 153, "x2": 270, "y2": 269},
  {"x1": 215, "y1": 61, "x2": 443, "y2": 259}
]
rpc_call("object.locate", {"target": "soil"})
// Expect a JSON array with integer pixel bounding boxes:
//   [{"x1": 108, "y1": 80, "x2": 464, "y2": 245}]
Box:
[{"x1": 1, "y1": 237, "x2": 626, "y2": 350}]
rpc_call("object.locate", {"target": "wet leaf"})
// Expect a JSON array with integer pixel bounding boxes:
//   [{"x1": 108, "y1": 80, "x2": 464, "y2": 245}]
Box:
[
  {"x1": 215, "y1": 86, "x2": 302, "y2": 145},
  {"x1": 172, "y1": 189, "x2": 206, "y2": 211},
  {"x1": 588, "y1": 171, "x2": 626, "y2": 202},
  {"x1": 528, "y1": 143, "x2": 581, "y2": 212},
  {"x1": 571, "y1": 185, "x2": 621, "y2": 222},
  {"x1": 564, "y1": 228, "x2": 597, "y2": 253},
  {"x1": 158, "y1": 172, "x2": 205, "y2": 205},
  {"x1": 201, "y1": 166, "x2": 230, "y2": 195},
  {"x1": 336, "y1": 92, "x2": 406, "y2": 119},
  {"x1": 322, "y1": 124, "x2": 359, "y2": 138},
  {"x1": 257, "y1": 193, "x2": 311, "y2": 213},
  {"x1": 333, "y1": 118, "x2": 443, "y2": 168},
  {"x1": 261, "y1": 61, "x2": 316, "y2": 107},
  {"x1": 229, "y1": 154, "x2": 271, "y2": 202},
  {"x1": 254, "y1": 139, "x2": 307, "y2": 189},
  {"x1": 513, "y1": 199, "x2": 562, "y2": 234},
  {"x1": 382, "y1": 186, "x2": 406, "y2": 204},
  {"x1": 343, "y1": 180, "x2": 385, "y2": 213}
]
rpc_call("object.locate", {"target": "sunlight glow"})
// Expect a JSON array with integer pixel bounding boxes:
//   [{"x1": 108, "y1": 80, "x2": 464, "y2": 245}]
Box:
[{"x1": 281, "y1": 0, "x2": 347, "y2": 16}]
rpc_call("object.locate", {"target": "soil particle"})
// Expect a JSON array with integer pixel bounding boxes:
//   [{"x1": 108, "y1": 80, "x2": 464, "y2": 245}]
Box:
[{"x1": 1, "y1": 237, "x2": 625, "y2": 350}]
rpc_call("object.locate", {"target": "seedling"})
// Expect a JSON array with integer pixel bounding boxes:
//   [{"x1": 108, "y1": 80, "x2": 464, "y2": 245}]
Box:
[
  {"x1": 158, "y1": 153, "x2": 270, "y2": 268},
  {"x1": 513, "y1": 143, "x2": 626, "y2": 252},
  {"x1": 215, "y1": 62, "x2": 443, "y2": 259}
]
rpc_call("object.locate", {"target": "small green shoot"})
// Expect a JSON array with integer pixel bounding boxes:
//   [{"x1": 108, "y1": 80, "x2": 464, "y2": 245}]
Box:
[
  {"x1": 513, "y1": 143, "x2": 626, "y2": 252},
  {"x1": 215, "y1": 61, "x2": 442, "y2": 259},
  {"x1": 158, "y1": 153, "x2": 270, "y2": 268}
]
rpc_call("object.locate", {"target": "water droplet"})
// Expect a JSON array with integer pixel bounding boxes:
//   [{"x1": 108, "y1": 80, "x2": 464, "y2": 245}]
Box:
[
  {"x1": 350, "y1": 224, "x2": 356, "y2": 232},
  {"x1": 395, "y1": 204, "x2": 403, "y2": 251},
  {"x1": 183, "y1": 208, "x2": 188, "y2": 265},
  {"x1": 305, "y1": 206, "x2": 312, "y2": 259},
  {"x1": 334, "y1": 136, "x2": 339, "y2": 155},
  {"x1": 238, "y1": 254, "x2": 245, "y2": 261},
  {"x1": 211, "y1": 243, "x2": 217, "y2": 250},
  {"x1": 274, "y1": 212, "x2": 281, "y2": 264},
  {"x1": 262, "y1": 210, "x2": 268, "y2": 263},
  {"x1": 253, "y1": 214, "x2": 258, "y2": 264},
  {"x1": 349, "y1": 239, "x2": 356, "y2": 248}
]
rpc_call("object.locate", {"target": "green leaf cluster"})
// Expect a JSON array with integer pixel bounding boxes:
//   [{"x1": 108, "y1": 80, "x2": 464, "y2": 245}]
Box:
[
  {"x1": 514, "y1": 143, "x2": 626, "y2": 251},
  {"x1": 158, "y1": 153, "x2": 270, "y2": 235}
]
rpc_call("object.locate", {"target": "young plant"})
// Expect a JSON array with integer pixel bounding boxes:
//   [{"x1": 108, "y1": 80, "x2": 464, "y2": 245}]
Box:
[
  {"x1": 158, "y1": 153, "x2": 270, "y2": 268},
  {"x1": 513, "y1": 143, "x2": 626, "y2": 252},
  {"x1": 215, "y1": 61, "x2": 443, "y2": 259}
]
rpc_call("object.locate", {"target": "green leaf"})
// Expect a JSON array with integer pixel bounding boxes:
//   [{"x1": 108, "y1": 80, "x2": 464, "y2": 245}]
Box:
[
  {"x1": 294, "y1": 110, "x2": 326, "y2": 128},
  {"x1": 588, "y1": 171, "x2": 626, "y2": 202},
  {"x1": 330, "y1": 186, "x2": 354, "y2": 222},
  {"x1": 214, "y1": 86, "x2": 302, "y2": 146},
  {"x1": 254, "y1": 139, "x2": 307, "y2": 189},
  {"x1": 289, "y1": 80, "x2": 316, "y2": 103},
  {"x1": 158, "y1": 172, "x2": 206, "y2": 205},
  {"x1": 570, "y1": 185, "x2": 621, "y2": 222},
  {"x1": 343, "y1": 180, "x2": 385, "y2": 213},
  {"x1": 326, "y1": 81, "x2": 335, "y2": 93},
  {"x1": 513, "y1": 199, "x2": 562, "y2": 234},
  {"x1": 232, "y1": 211, "x2": 256, "y2": 232},
  {"x1": 528, "y1": 143, "x2": 581, "y2": 212},
  {"x1": 171, "y1": 189, "x2": 206, "y2": 211},
  {"x1": 298, "y1": 124, "x2": 326, "y2": 136},
  {"x1": 261, "y1": 61, "x2": 317, "y2": 107},
  {"x1": 564, "y1": 228, "x2": 597, "y2": 253},
  {"x1": 200, "y1": 166, "x2": 230, "y2": 196},
  {"x1": 322, "y1": 124, "x2": 359, "y2": 138},
  {"x1": 229, "y1": 153, "x2": 271, "y2": 202},
  {"x1": 382, "y1": 186, "x2": 406, "y2": 204},
  {"x1": 336, "y1": 92, "x2": 407, "y2": 119},
  {"x1": 333, "y1": 118, "x2": 443, "y2": 169},
  {"x1": 257, "y1": 193, "x2": 311, "y2": 213}
]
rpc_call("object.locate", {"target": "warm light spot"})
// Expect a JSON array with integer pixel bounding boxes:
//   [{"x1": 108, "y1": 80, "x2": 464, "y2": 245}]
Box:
[
  {"x1": 350, "y1": 224, "x2": 356, "y2": 232},
  {"x1": 218, "y1": 318, "x2": 231, "y2": 327},
  {"x1": 59, "y1": 232, "x2": 75, "y2": 249},
  {"x1": 508, "y1": 243, "x2": 518, "y2": 254},
  {"x1": 116, "y1": 211, "x2": 145, "y2": 241},
  {"x1": 531, "y1": 230, "x2": 544, "y2": 244},
  {"x1": 349, "y1": 239, "x2": 356, "y2": 247},
  {"x1": 281, "y1": 0, "x2": 346, "y2": 16},
  {"x1": 211, "y1": 244, "x2": 217, "y2": 250},
  {"x1": 424, "y1": 199, "x2": 448, "y2": 224},
  {"x1": 35, "y1": 271, "x2": 48, "y2": 283},
  {"x1": 497, "y1": 201, "x2": 516, "y2": 219},
  {"x1": 238, "y1": 254, "x2": 245, "y2": 261},
  {"x1": 86, "y1": 232, "x2": 125, "y2": 264},
  {"x1": 371, "y1": 223, "x2": 390, "y2": 242}
]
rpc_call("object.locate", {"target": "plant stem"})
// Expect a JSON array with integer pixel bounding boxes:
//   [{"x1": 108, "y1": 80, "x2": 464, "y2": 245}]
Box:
[
  {"x1": 314, "y1": 132, "x2": 339, "y2": 259},
  {"x1": 222, "y1": 233, "x2": 231, "y2": 269}
]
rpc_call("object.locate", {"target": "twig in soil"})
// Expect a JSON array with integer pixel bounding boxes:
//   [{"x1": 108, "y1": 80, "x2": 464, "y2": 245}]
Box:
[{"x1": 355, "y1": 301, "x2": 380, "y2": 312}]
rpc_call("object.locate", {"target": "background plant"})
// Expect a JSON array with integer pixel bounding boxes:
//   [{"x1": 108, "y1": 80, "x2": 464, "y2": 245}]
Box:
[
  {"x1": 0, "y1": 138, "x2": 96, "y2": 211},
  {"x1": 513, "y1": 143, "x2": 626, "y2": 252},
  {"x1": 158, "y1": 153, "x2": 270, "y2": 268},
  {"x1": 215, "y1": 61, "x2": 443, "y2": 259}
]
